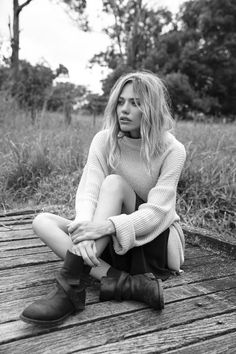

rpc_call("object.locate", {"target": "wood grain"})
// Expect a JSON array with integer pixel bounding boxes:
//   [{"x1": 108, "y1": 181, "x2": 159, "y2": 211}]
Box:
[{"x1": 1, "y1": 210, "x2": 235, "y2": 353}]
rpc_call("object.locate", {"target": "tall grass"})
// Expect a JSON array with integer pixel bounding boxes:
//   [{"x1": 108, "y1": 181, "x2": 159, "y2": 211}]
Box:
[
  {"x1": 0, "y1": 112, "x2": 235, "y2": 240},
  {"x1": 175, "y1": 122, "x2": 236, "y2": 240},
  {"x1": 0, "y1": 112, "x2": 99, "y2": 212}
]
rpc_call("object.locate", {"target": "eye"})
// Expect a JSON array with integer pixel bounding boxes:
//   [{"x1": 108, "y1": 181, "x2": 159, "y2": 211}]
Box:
[
  {"x1": 131, "y1": 99, "x2": 140, "y2": 107},
  {"x1": 117, "y1": 98, "x2": 124, "y2": 105}
]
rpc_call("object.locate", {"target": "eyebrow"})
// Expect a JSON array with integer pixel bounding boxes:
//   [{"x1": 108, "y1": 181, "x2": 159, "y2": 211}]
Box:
[{"x1": 119, "y1": 95, "x2": 140, "y2": 101}]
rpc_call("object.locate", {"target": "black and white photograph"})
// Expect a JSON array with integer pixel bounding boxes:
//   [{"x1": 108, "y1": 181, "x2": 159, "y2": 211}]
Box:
[{"x1": 0, "y1": 0, "x2": 235, "y2": 352}]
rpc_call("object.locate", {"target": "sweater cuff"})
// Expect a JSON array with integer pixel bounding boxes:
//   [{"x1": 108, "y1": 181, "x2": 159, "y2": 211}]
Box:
[{"x1": 108, "y1": 214, "x2": 135, "y2": 255}]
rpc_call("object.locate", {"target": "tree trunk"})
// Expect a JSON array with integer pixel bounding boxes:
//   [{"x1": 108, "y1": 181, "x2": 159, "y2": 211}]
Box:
[
  {"x1": 11, "y1": 0, "x2": 20, "y2": 84},
  {"x1": 11, "y1": 0, "x2": 33, "y2": 85},
  {"x1": 126, "y1": 0, "x2": 142, "y2": 68}
]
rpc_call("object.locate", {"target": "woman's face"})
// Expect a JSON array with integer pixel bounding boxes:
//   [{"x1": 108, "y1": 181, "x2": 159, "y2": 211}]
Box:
[{"x1": 116, "y1": 82, "x2": 142, "y2": 138}]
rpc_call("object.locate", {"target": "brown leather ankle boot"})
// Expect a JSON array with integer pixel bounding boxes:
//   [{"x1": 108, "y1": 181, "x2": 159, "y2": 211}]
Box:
[
  {"x1": 20, "y1": 250, "x2": 91, "y2": 325},
  {"x1": 100, "y1": 272, "x2": 164, "y2": 310}
]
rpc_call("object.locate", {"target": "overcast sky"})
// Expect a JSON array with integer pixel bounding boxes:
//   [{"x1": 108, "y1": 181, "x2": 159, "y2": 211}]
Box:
[{"x1": 0, "y1": 0, "x2": 184, "y2": 92}]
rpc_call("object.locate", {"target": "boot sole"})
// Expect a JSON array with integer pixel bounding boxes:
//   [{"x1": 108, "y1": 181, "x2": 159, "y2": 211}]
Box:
[
  {"x1": 19, "y1": 309, "x2": 76, "y2": 326},
  {"x1": 156, "y1": 278, "x2": 164, "y2": 310}
]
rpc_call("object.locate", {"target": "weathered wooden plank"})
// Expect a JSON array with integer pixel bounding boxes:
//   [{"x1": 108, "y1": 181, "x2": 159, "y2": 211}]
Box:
[
  {"x1": 0, "y1": 242, "x2": 212, "y2": 264},
  {"x1": 164, "y1": 259, "x2": 236, "y2": 288},
  {"x1": 0, "y1": 238, "x2": 45, "y2": 252},
  {"x1": 182, "y1": 254, "x2": 221, "y2": 267},
  {"x1": 182, "y1": 254, "x2": 233, "y2": 268},
  {"x1": 1, "y1": 292, "x2": 235, "y2": 353},
  {"x1": 0, "y1": 218, "x2": 34, "y2": 227},
  {"x1": 0, "y1": 263, "x2": 62, "y2": 293},
  {"x1": 184, "y1": 245, "x2": 213, "y2": 259},
  {"x1": 0, "y1": 246, "x2": 51, "y2": 258},
  {"x1": 1, "y1": 273, "x2": 236, "y2": 326},
  {"x1": 167, "y1": 331, "x2": 236, "y2": 353},
  {"x1": 75, "y1": 312, "x2": 236, "y2": 354},
  {"x1": 0, "y1": 284, "x2": 100, "y2": 324},
  {"x1": 183, "y1": 224, "x2": 236, "y2": 258},
  {"x1": 1, "y1": 253, "x2": 236, "y2": 295},
  {"x1": 3, "y1": 272, "x2": 233, "y2": 306},
  {"x1": 0, "y1": 229, "x2": 35, "y2": 241},
  {"x1": 0, "y1": 224, "x2": 33, "y2": 236},
  {"x1": 74, "y1": 313, "x2": 236, "y2": 354},
  {"x1": 0, "y1": 223, "x2": 32, "y2": 232},
  {"x1": 0, "y1": 252, "x2": 60, "y2": 270},
  {"x1": 2, "y1": 244, "x2": 221, "y2": 270},
  {"x1": 0, "y1": 221, "x2": 235, "y2": 353},
  {"x1": 0, "y1": 208, "x2": 41, "y2": 217},
  {"x1": 0, "y1": 213, "x2": 35, "y2": 222},
  {"x1": 1, "y1": 245, "x2": 208, "y2": 263},
  {"x1": 0, "y1": 224, "x2": 32, "y2": 233}
]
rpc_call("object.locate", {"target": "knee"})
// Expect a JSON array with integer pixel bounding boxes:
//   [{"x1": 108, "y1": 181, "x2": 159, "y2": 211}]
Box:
[
  {"x1": 167, "y1": 232, "x2": 184, "y2": 272},
  {"x1": 100, "y1": 174, "x2": 126, "y2": 196},
  {"x1": 32, "y1": 212, "x2": 53, "y2": 233}
]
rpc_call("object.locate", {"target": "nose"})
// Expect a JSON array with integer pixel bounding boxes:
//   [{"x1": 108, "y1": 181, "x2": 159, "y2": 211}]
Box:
[{"x1": 121, "y1": 100, "x2": 130, "y2": 113}]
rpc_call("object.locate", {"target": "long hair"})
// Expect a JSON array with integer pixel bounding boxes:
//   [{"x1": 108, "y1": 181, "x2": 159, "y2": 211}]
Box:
[{"x1": 103, "y1": 71, "x2": 174, "y2": 172}]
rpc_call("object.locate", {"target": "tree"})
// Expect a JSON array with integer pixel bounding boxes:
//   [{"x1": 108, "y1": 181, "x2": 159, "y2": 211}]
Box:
[
  {"x1": 62, "y1": 0, "x2": 236, "y2": 116},
  {"x1": 10, "y1": 0, "x2": 34, "y2": 85},
  {"x1": 91, "y1": 0, "x2": 173, "y2": 94},
  {"x1": 47, "y1": 82, "x2": 87, "y2": 124},
  {"x1": 177, "y1": 0, "x2": 236, "y2": 114},
  {"x1": 82, "y1": 93, "x2": 107, "y2": 126},
  {"x1": 14, "y1": 61, "x2": 69, "y2": 122},
  {"x1": 165, "y1": 72, "x2": 197, "y2": 118}
]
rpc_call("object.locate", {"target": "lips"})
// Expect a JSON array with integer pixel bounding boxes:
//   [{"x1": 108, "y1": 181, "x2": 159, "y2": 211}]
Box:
[{"x1": 119, "y1": 116, "x2": 132, "y2": 122}]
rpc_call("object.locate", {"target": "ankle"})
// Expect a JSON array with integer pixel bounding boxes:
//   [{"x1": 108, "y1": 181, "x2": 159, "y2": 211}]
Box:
[{"x1": 107, "y1": 266, "x2": 123, "y2": 278}]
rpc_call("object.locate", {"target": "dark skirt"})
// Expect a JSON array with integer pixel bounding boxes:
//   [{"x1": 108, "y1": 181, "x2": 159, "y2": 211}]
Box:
[{"x1": 101, "y1": 194, "x2": 171, "y2": 281}]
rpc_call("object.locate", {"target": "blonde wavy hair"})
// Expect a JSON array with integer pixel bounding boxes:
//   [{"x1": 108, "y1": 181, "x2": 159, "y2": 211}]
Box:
[{"x1": 103, "y1": 71, "x2": 174, "y2": 172}]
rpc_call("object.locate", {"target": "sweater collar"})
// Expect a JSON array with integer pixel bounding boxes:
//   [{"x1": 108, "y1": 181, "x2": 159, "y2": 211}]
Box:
[{"x1": 120, "y1": 135, "x2": 142, "y2": 150}]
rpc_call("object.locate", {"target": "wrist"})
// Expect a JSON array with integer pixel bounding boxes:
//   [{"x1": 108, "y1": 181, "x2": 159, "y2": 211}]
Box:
[{"x1": 105, "y1": 220, "x2": 115, "y2": 235}]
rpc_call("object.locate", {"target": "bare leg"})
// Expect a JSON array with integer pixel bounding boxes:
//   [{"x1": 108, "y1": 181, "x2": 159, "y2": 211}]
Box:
[
  {"x1": 32, "y1": 213, "x2": 73, "y2": 260},
  {"x1": 87, "y1": 174, "x2": 136, "y2": 279},
  {"x1": 33, "y1": 172, "x2": 184, "y2": 275},
  {"x1": 33, "y1": 175, "x2": 136, "y2": 280}
]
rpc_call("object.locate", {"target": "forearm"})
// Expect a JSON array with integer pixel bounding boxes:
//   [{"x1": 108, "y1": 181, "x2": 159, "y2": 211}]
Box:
[{"x1": 103, "y1": 220, "x2": 116, "y2": 236}]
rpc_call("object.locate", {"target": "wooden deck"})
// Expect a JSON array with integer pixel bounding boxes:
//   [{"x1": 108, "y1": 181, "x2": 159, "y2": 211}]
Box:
[{"x1": 0, "y1": 210, "x2": 236, "y2": 353}]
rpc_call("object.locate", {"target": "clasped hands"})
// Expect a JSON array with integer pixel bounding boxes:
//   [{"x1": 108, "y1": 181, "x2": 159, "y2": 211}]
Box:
[{"x1": 67, "y1": 219, "x2": 114, "y2": 267}]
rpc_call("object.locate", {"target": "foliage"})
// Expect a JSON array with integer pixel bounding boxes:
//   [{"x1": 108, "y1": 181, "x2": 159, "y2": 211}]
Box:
[
  {"x1": 60, "y1": 0, "x2": 89, "y2": 30},
  {"x1": 165, "y1": 72, "x2": 197, "y2": 117},
  {"x1": 1, "y1": 0, "x2": 236, "y2": 119},
  {"x1": 176, "y1": 0, "x2": 236, "y2": 115},
  {"x1": 0, "y1": 59, "x2": 87, "y2": 124},
  {"x1": 47, "y1": 82, "x2": 87, "y2": 112},
  {"x1": 0, "y1": 112, "x2": 235, "y2": 241},
  {"x1": 82, "y1": 93, "x2": 107, "y2": 116},
  {"x1": 91, "y1": 0, "x2": 173, "y2": 94},
  {"x1": 13, "y1": 60, "x2": 55, "y2": 114},
  {"x1": 87, "y1": 0, "x2": 236, "y2": 117}
]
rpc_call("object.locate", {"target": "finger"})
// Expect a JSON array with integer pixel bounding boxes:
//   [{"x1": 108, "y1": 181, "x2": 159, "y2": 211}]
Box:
[
  {"x1": 92, "y1": 243, "x2": 100, "y2": 265},
  {"x1": 86, "y1": 244, "x2": 100, "y2": 267},
  {"x1": 72, "y1": 235, "x2": 87, "y2": 244},
  {"x1": 68, "y1": 223, "x2": 79, "y2": 234},
  {"x1": 92, "y1": 242, "x2": 97, "y2": 257},
  {"x1": 78, "y1": 244, "x2": 95, "y2": 267}
]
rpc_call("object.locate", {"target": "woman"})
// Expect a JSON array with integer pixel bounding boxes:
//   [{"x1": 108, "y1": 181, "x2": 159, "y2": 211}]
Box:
[{"x1": 20, "y1": 71, "x2": 186, "y2": 325}]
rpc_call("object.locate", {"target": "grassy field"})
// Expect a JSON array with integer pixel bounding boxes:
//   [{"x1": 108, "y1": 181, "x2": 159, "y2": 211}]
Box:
[{"x1": 0, "y1": 111, "x2": 235, "y2": 242}]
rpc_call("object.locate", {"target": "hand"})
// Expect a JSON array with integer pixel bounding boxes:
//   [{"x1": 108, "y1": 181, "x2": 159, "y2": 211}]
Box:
[
  {"x1": 68, "y1": 220, "x2": 114, "y2": 244},
  {"x1": 73, "y1": 240, "x2": 100, "y2": 267}
]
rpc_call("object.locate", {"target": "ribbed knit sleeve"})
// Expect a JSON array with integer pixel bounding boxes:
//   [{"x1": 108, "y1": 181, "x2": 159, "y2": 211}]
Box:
[
  {"x1": 109, "y1": 141, "x2": 186, "y2": 254},
  {"x1": 75, "y1": 130, "x2": 109, "y2": 222}
]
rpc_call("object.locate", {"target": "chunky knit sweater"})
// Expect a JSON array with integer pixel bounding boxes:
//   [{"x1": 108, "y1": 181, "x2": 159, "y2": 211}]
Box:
[{"x1": 75, "y1": 129, "x2": 186, "y2": 255}]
